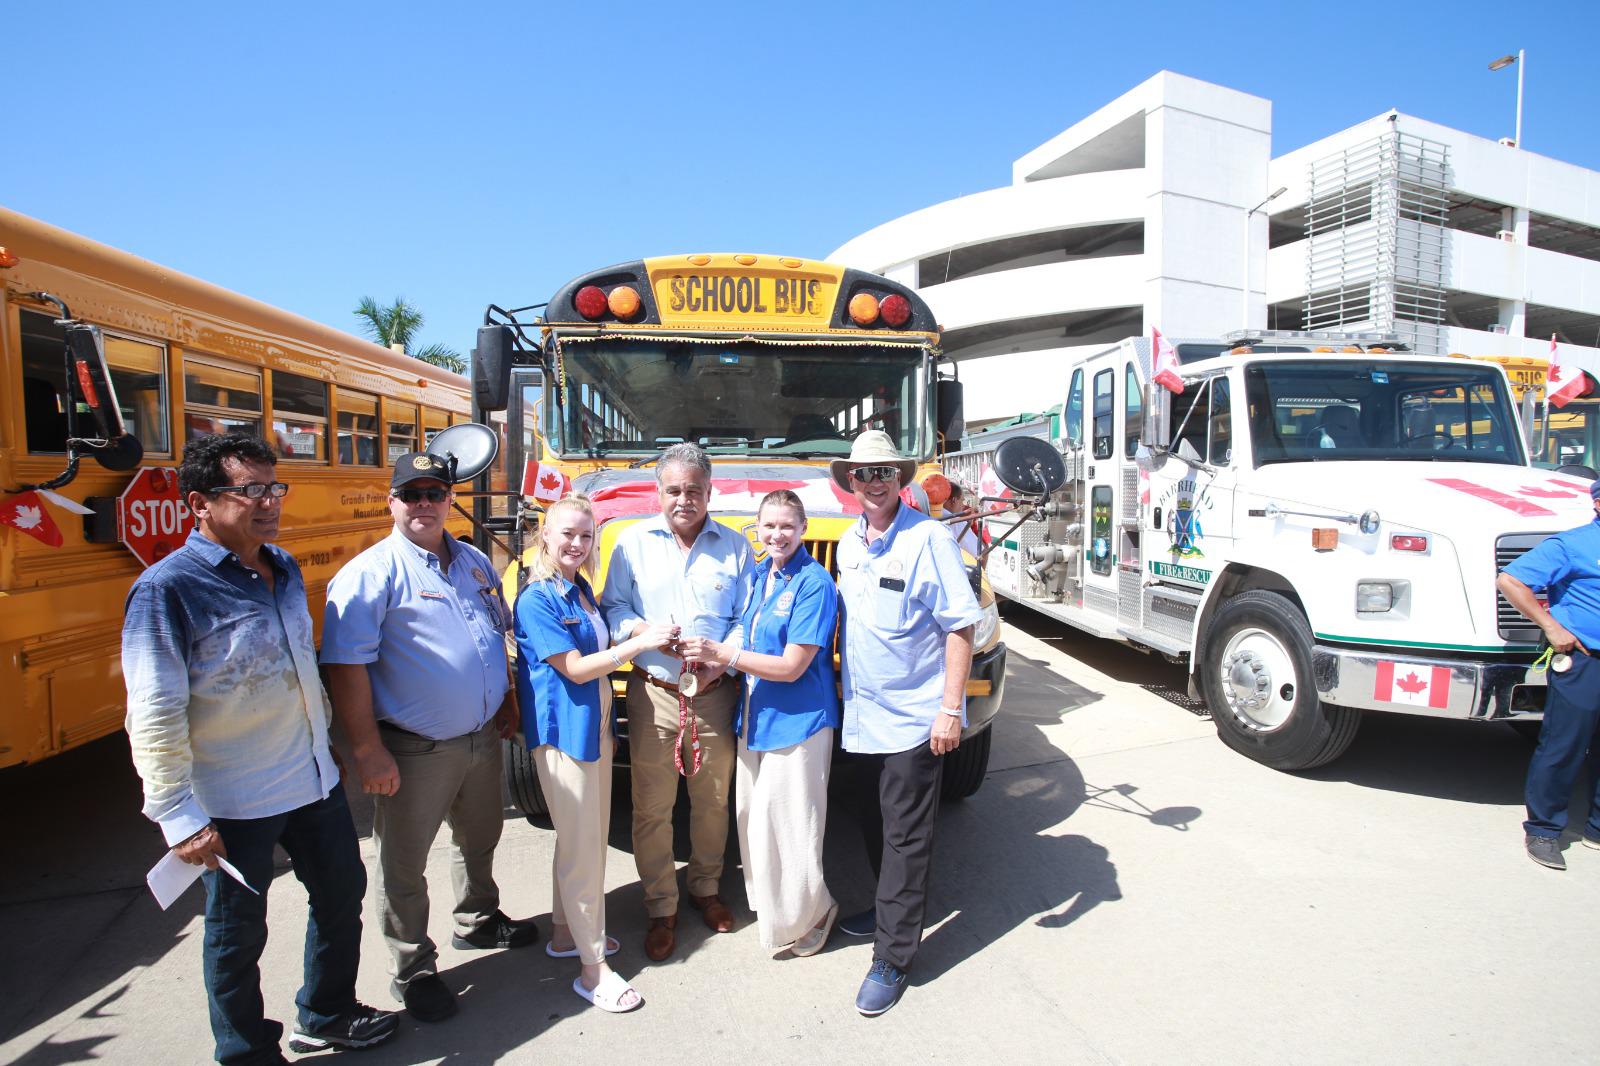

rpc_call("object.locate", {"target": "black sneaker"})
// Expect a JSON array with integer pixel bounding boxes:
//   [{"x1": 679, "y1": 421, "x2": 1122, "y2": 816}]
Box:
[
  {"x1": 398, "y1": 973, "x2": 458, "y2": 1023},
  {"x1": 1526, "y1": 833, "x2": 1566, "y2": 870},
  {"x1": 286, "y1": 1003, "x2": 400, "y2": 1052},
  {"x1": 452, "y1": 909, "x2": 540, "y2": 950},
  {"x1": 1583, "y1": 832, "x2": 1600, "y2": 851}
]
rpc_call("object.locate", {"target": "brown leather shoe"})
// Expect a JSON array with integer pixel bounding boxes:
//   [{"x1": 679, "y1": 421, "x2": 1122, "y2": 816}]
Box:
[
  {"x1": 690, "y1": 893, "x2": 735, "y2": 933},
  {"x1": 644, "y1": 914, "x2": 677, "y2": 961}
]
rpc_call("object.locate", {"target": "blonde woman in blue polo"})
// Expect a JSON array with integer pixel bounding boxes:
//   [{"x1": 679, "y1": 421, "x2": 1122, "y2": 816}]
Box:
[
  {"x1": 683, "y1": 489, "x2": 840, "y2": 955},
  {"x1": 514, "y1": 495, "x2": 677, "y2": 1013}
]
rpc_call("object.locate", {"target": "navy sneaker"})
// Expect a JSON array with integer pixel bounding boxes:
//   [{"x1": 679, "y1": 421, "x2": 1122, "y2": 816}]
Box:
[
  {"x1": 855, "y1": 958, "x2": 908, "y2": 1016},
  {"x1": 452, "y1": 909, "x2": 540, "y2": 950},
  {"x1": 1526, "y1": 833, "x2": 1566, "y2": 870},
  {"x1": 837, "y1": 907, "x2": 876, "y2": 938}
]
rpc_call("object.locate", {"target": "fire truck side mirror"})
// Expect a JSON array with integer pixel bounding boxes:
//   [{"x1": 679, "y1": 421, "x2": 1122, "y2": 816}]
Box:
[
  {"x1": 1142, "y1": 381, "x2": 1171, "y2": 453},
  {"x1": 472, "y1": 324, "x2": 514, "y2": 413},
  {"x1": 936, "y1": 378, "x2": 965, "y2": 447}
]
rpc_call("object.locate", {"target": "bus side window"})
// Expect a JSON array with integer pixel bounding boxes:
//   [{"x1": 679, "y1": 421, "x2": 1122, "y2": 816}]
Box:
[
  {"x1": 1124, "y1": 361, "x2": 1142, "y2": 458},
  {"x1": 272, "y1": 371, "x2": 329, "y2": 460},
  {"x1": 185, "y1": 358, "x2": 261, "y2": 441},
  {"x1": 1065, "y1": 369, "x2": 1084, "y2": 448},
  {"x1": 338, "y1": 389, "x2": 380, "y2": 465},
  {"x1": 386, "y1": 402, "x2": 418, "y2": 463},
  {"x1": 21, "y1": 310, "x2": 170, "y2": 454},
  {"x1": 1092, "y1": 368, "x2": 1113, "y2": 460}
]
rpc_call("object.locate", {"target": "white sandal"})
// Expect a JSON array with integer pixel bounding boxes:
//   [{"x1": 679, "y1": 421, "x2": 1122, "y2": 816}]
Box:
[
  {"x1": 573, "y1": 971, "x2": 643, "y2": 1013},
  {"x1": 546, "y1": 936, "x2": 620, "y2": 959}
]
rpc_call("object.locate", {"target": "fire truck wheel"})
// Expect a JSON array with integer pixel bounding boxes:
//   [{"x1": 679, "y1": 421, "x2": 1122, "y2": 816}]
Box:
[
  {"x1": 1200, "y1": 590, "x2": 1360, "y2": 771},
  {"x1": 940, "y1": 725, "x2": 993, "y2": 801},
  {"x1": 503, "y1": 739, "x2": 551, "y2": 819}
]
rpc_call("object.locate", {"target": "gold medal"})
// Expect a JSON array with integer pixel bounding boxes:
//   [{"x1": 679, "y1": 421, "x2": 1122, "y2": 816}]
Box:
[
  {"x1": 678, "y1": 669, "x2": 700, "y2": 697},
  {"x1": 1552, "y1": 653, "x2": 1572, "y2": 673}
]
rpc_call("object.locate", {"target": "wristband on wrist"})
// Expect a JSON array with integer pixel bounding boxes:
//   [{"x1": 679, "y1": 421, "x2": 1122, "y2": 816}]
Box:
[
  {"x1": 609, "y1": 649, "x2": 624, "y2": 669},
  {"x1": 727, "y1": 648, "x2": 742, "y2": 670},
  {"x1": 939, "y1": 706, "x2": 963, "y2": 717}
]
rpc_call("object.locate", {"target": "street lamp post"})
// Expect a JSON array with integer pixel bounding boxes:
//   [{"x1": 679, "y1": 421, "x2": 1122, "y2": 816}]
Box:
[
  {"x1": 1489, "y1": 50, "x2": 1524, "y2": 148},
  {"x1": 1242, "y1": 186, "x2": 1288, "y2": 329}
]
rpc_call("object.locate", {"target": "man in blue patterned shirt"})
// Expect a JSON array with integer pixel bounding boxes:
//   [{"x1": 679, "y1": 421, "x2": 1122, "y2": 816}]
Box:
[{"x1": 122, "y1": 435, "x2": 397, "y2": 1064}]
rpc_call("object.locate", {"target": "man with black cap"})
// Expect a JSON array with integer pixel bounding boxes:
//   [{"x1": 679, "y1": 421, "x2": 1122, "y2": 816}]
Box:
[
  {"x1": 321, "y1": 452, "x2": 533, "y2": 1022},
  {"x1": 1497, "y1": 476, "x2": 1600, "y2": 870}
]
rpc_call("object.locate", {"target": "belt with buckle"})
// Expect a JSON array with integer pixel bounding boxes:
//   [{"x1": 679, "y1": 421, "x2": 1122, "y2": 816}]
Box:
[{"x1": 640, "y1": 672, "x2": 723, "y2": 696}]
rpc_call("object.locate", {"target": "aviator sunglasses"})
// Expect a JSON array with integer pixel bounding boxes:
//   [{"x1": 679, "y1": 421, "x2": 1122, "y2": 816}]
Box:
[
  {"x1": 849, "y1": 465, "x2": 900, "y2": 484},
  {"x1": 393, "y1": 487, "x2": 450, "y2": 504}
]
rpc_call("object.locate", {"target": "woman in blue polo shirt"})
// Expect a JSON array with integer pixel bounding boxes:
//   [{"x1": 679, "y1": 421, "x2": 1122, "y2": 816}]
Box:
[
  {"x1": 683, "y1": 489, "x2": 840, "y2": 955},
  {"x1": 515, "y1": 495, "x2": 677, "y2": 1012}
]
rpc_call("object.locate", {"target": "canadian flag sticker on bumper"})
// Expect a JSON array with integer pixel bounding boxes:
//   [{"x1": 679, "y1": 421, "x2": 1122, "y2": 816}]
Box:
[{"x1": 1374, "y1": 661, "x2": 1450, "y2": 709}]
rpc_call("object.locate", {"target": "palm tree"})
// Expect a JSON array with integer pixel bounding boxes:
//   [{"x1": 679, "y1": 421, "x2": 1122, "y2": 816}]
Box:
[{"x1": 353, "y1": 296, "x2": 466, "y2": 374}]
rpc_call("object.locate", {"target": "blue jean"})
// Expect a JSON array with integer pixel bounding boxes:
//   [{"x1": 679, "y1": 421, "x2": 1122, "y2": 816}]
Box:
[
  {"x1": 204, "y1": 783, "x2": 366, "y2": 1065},
  {"x1": 1525, "y1": 651, "x2": 1600, "y2": 839}
]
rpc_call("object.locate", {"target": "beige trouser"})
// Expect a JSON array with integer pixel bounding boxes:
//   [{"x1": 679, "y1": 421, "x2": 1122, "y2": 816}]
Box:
[
  {"x1": 534, "y1": 733, "x2": 615, "y2": 966},
  {"x1": 627, "y1": 675, "x2": 738, "y2": 917},
  {"x1": 736, "y1": 727, "x2": 836, "y2": 949},
  {"x1": 372, "y1": 719, "x2": 503, "y2": 988}
]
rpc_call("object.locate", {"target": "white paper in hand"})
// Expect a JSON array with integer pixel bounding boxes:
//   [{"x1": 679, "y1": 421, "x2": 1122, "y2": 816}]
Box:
[{"x1": 147, "y1": 849, "x2": 260, "y2": 909}]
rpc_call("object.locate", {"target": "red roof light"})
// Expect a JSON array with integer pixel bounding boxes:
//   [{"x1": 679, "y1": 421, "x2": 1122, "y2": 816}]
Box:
[
  {"x1": 879, "y1": 294, "x2": 911, "y2": 328},
  {"x1": 574, "y1": 285, "x2": 608, "y2": 320}
]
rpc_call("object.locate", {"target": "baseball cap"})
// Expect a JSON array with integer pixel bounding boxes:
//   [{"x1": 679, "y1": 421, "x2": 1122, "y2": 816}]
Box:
[
  {"x1": 392, "y1": 452, "x2": 452, "y2": 489},
  {"x1": 1588, "y1": 478, "x2": 1600, "y2": 500}
]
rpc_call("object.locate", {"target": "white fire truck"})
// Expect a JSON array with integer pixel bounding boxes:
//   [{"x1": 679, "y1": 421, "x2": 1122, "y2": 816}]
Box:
[{"x1": 947, "y1": 330, "x2": 1593, "y2": 770}]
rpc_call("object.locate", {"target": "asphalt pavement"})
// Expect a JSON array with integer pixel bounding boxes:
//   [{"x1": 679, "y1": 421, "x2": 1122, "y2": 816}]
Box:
[{"x1": 2, "y1": 611, "x2": 1595, "y2": 1065}]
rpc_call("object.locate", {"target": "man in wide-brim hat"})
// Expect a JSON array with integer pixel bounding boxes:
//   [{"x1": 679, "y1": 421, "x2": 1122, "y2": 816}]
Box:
[{"x1": 830, "y1": 429, "x2": 983, "y2": 1017}]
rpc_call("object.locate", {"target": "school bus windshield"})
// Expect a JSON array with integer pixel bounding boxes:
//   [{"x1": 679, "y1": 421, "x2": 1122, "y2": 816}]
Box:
[
  {"x1": 1245, "y1": 361, "x2": 1523, "y2": 466},
  {"x1": 549, "y1": 337, "x2": 930, "y2": 460}
]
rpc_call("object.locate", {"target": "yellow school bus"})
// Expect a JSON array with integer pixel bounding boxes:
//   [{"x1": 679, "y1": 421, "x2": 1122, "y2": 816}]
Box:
[
  {"x1": 1468, "y1": 353, "x2": 1600, "y2": 471},
  {"x1": 471, "y1": 255, "x2": 1006, "y2": 810},
  {"x1": 0, "y1": 206, "x2": 473, "y2": 768}
]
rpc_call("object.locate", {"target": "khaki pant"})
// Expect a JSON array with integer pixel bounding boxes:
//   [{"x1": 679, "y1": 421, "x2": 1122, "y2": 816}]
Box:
[
  {"x1": 534, "y1": 734, "x2": 615, "y2": 965},
  {"x1": 736, "y1": 727, "x2": 835, "y2": 949},
  {"x1": 626, "y1": 675, "x2": 738, "y2": 917},
  {"x1": 372, "y1": 719, "x2": 503, "y2": 988}
]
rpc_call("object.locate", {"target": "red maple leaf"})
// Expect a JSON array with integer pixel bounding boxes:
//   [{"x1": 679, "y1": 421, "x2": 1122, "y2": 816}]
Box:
[
  {"x1": 539, "y1": 472, "x2": 561, "y2": 491},
  {"x1": 1395, "y1": 671, "x2": 1427, "y2": 695},
  {"x1": 1520, "y1": 485, "x2": 1578, "y2": 498}
]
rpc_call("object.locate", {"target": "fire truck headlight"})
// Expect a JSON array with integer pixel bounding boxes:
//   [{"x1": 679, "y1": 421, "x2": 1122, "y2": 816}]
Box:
[
  {"x1": 974, "y1": 601, "x2": 1000, "y2": 650},
  {"x1": 1356, "y1": 581, "x2": 1395, "y2": 614}
]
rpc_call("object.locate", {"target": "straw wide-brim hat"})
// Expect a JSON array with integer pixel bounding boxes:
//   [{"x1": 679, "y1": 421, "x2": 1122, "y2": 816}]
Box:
[{"x1": 830, "y1": 430, "x2": 917, "y2": 493}]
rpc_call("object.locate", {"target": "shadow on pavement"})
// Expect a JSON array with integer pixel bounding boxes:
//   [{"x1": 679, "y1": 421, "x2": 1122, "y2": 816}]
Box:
[{"x1": 1300, "y1": 711, "x2": 1532, "y2": 804}]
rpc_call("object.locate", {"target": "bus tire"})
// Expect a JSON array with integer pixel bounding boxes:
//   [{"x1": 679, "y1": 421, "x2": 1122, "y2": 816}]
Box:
[
  {"x1": 940, "y1": 725, "x2": 992, "y2": 801},
  {"x1": 503, "y1": 739, "x2": 549, "y2": 818},
  {"x1": 1200, "y1": 590, "x2": 1360, "y2": 771}
]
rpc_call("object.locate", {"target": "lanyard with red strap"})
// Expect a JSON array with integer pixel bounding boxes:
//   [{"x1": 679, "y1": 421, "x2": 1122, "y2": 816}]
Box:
[{"x1": 674, "y1": 658, "x2": 703, "y2": 777}]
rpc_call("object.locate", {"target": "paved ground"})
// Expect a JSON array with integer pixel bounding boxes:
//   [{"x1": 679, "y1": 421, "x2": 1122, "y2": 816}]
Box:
[{"x1": 3, "y1": 611, "x2": 1596, "y2": 1065}]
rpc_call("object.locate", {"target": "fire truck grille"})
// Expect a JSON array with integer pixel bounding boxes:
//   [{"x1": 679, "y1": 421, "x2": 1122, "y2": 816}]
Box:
[{"x1": 1496, "y1": 533, "x2": 1552, "y2": 643}]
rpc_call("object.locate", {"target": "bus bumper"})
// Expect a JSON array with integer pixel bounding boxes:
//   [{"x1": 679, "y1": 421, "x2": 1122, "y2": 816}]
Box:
[
  {"x1": 963, "y1": 640, "x2": 1008, "y2": 738},
  {"x1": 1313, "y1": 644, "x2": 1545, "y2": 721}
]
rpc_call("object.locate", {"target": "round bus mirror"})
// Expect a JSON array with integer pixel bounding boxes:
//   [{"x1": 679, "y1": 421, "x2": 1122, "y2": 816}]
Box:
[
  {"x1": 993, "y1": 436, "x2": 1066, "y2": 496},
  {"x1": 91, "y1": 432, "x2": 144, "y2": 472},
  {"x1": 426, "y1": 423, "x2": 500, "y2": 484}
]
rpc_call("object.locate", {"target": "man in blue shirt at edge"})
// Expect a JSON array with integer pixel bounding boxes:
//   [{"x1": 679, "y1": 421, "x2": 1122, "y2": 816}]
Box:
[
  {"x1": 1497, "y1": 477, "x2": 1600, "y2": 870},
  {"x1": 122, "y1": 434, "x2": 398, "y2": 1064},
  {"x1": 321, "y1": 453, "x2": 533, "y2": 1024},
  {"x1": 831, "y1": 430, "x2": 983, "y2": 1016}
]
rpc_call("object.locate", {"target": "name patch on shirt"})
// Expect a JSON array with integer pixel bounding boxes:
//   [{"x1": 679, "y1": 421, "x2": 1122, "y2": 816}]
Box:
[
  {"x1": 420, "y1": 590, "x2": 448, "y2": 600},
  {"x1": 879, "y1": 577, "x2": 906, "y2": 592}
]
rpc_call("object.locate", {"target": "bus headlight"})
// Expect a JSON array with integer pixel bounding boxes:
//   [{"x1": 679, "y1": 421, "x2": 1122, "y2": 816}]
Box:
[
  {"x1": 1356, "y1": 581, "x2": 1395, "y2": 613},
  {"x1": 974, "y1": 600, "x2": 1001, "y2": 650}
]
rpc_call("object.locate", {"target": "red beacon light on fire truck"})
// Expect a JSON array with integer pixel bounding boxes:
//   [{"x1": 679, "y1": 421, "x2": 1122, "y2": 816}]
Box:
[{"x1": 574, "y1": 285, "x2": 609, "y2": 320}]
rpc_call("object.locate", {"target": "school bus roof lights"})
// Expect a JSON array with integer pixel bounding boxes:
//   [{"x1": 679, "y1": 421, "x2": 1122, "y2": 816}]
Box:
[
  {"x1": 606, "y1": 285, "x2": 642, "y2": 320},
  {"x1": 848, "y1": 292, "x2": 881, "y2": 326},
  {"x1": 0, "y1": 245, "x2": 17, "y2": 268},
  {"x1": 573, "y1": 285, "x2": 609, "y2": 321},
  {"x1": 879, "y1": 293, "x2": 911, "y2": 328}
]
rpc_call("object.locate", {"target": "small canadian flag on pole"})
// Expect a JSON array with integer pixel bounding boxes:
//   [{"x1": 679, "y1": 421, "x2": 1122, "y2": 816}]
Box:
[
  {"x1": 1374, "y1": 660, "x2": 1450, "y2": 709},
  {"x1": 0, "y1": 490, "x2": 65, "y2": 548},
  {"x1": 1547, "y1": 334, "x2": 1586, "y2": 409},
  {"x1": 1152, "y1": 327, "x2": 1184, "y2": 394},
  {"x1": 522, "y1": 460, "x2": 570, "y2": 504}
]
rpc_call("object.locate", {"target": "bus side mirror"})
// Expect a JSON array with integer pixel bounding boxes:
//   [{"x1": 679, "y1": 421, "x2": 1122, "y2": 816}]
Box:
[
  {"x1": 936, "y1": 378, "x2": 965, "y2": 447},
  {"x1": 1143, "y1": 381, "x2": 1170, "y2": 453},
  {"x1": 472, "y1": 324, "x2": 514, "y2": 413}
]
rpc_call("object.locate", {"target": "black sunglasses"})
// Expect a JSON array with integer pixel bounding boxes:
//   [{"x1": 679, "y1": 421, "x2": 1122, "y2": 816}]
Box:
[
  {"x1": 393, "y1": 487, "x2": 450, "y2": 505},
  {"x1": 849, "y1": 465, "x2": 899, "y2": 484},
  {"x1": 207, "y1": 481, "x2": 289, "y2": 500}
]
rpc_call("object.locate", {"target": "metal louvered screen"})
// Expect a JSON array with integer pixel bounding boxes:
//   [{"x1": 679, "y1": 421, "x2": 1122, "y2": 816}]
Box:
[{"x1": 1496, "y1": 533, "x2": 1551, "y2": 642}]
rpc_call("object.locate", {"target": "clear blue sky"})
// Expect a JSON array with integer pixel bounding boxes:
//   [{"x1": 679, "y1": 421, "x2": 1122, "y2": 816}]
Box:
[{"x1": 9, "y1": 1, "x2": 1597, "y2": 361}]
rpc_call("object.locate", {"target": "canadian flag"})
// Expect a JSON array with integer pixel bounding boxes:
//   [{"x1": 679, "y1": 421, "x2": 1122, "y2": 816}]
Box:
[
  {"x1": 1374, "y1": 660, "x2": 1450, "y2": 709},
  {"x1": 522, "y1": 461, "x2": 570, "y2": 504},
  {"x1": 1152, "y1": 327, "x2": 1183, "y2": 394},
  {"x1": 1547, "y1": 334, "x2": 1587, "y2": 409},
  {"x1": 0, "y1": 491, "x2": 64, "y2": 547}
]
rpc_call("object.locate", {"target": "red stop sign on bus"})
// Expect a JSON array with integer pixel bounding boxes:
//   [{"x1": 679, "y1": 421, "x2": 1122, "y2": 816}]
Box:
[{"x1": 118, "y1": 467, "x2": 196, "y2": 568}]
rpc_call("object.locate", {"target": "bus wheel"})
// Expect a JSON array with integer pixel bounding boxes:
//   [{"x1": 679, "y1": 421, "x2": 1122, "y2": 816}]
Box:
[
  {"x1": 503, "y1": 739, "x2": 549, "y2": 819},
  {"x1": 1200, "y1": 591, "x2": 1360, "y2": 771},
  {"x1": 940, "y1": 725, "x2": 992, "y2": 801}
]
